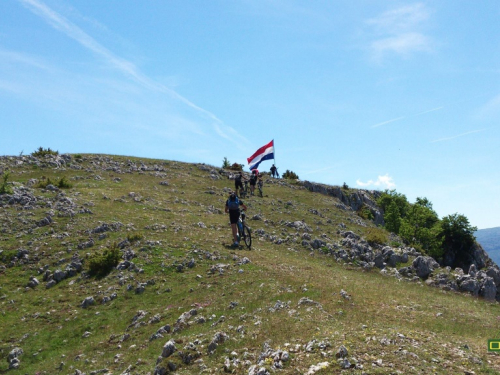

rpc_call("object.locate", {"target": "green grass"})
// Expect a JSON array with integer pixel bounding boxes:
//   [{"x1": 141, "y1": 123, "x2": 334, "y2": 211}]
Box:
[{"x1": 0, "y1": 153, "x2": 499, "y2": 374}]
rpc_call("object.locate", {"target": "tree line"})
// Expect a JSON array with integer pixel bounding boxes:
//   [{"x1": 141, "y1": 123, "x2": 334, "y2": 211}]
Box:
[{"x1": 378, "y1": 190, "x2": 477, "y2": 269}]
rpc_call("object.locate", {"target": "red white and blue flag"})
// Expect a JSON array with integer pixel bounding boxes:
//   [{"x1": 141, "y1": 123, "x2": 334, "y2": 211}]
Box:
[{"x1": 247, "y1": 140, "x2": 274, "y2": 171}]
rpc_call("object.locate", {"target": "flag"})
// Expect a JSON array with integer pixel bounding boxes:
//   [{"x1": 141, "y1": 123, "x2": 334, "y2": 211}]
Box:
[{"x1": 247, "y1": 140, "x2": 274, "y2": 170}]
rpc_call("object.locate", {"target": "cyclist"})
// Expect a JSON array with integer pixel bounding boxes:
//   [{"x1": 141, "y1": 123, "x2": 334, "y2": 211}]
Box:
[
  {"x1": 234, "y1": 172, "x2": 246, "y2": 196},
  {"x1": 249, "y1": 169, "x2": 258, "y2": 195},
  {"x1": 225, "y1": 191, "x2": 247, "y2": 247}
]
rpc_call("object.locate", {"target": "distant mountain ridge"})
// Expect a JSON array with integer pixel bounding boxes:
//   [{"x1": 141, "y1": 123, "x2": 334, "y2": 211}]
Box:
[{"x1": 475, "y1": 227, "x2": 500, "y2": 266}]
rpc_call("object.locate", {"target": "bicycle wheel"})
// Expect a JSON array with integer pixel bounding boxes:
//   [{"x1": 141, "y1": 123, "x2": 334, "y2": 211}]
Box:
[{"x1": 242, "y1": 225, "x2": 252, "y2": 249}]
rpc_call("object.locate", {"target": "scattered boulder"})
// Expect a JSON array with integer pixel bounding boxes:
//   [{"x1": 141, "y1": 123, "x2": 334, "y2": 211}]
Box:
[
  {"x1": 81, "y1": 296, "x2": 95, "y2": 308},
  {"x1": 457, "y1": 276, "x2": 480, "y2": 296},
  {"x1": 480, "y1": 277, "x2": 497, "y2": 301},
  {"x1": 162, "y1": 339, "x2": 177, "y2": 358},
  {"x1": 413, "y1": 256, "x2": 439, "y2": 279},
  {"x1": 207, "y1": 331, "x2": 229, "y2": 354},
  {"x1": 7, "y1": 347, "x2": 23, "y2": 369},
  {"x1": 27, "y1": 276, "x2": 39, "y2": 288}
]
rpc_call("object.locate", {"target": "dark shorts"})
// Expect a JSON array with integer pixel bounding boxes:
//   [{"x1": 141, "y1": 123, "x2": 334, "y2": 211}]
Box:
[
  {"x1": 229, "y1": 209, "x2": 240, "y2": 224},
  {"x1": 250, "y1": 180, "x2": 256, "y2": 186},
  {"x1": 235, "y1": 180, "x2": 243, "y2": 189}
]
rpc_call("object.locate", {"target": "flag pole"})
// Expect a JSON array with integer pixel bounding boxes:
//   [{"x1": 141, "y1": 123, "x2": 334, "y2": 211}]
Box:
[
  {"x1": 273, "y1": 139, "x2": 278, "y2": 178},
  {"x1": 273, "y1": 139, "x2": 276, "y2": 166}
]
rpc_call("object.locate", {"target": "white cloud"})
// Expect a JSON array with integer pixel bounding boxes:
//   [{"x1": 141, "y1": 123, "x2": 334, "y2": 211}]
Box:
[
  {"x1": 356, "y1": 174, "x2": 396, "y2": 189},
  {"x1": 367, "y1": 3, "x2": 429, "y2": 34},
  {"x1": 366, "y1": 3, "x2": 433, "y2": 61},
  {"x1": 371, "y1": 32, "x2": 430, "y2": 59}
]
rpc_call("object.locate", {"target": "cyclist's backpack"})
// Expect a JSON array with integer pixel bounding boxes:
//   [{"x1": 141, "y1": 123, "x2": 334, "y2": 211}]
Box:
[{"x1": 227, "y1": 195, "x2": 240, "y2": 210}]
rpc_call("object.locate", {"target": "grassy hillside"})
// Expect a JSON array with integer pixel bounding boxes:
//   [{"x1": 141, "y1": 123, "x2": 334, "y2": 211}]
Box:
[
  {"x1": 1, "y1": 153, "x2": 500, "y2": 374},
  {"x1": 476, "y1": 227, "x2": 500, "y2": 266}
]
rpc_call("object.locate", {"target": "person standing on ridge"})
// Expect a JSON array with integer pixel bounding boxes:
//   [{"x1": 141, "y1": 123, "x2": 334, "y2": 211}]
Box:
[
  {"x1": 270, "y1": 164, "x2": 277, "y2": 178},
  {"x1": 225, "y1": 191, "x2": 247, "y2": 247}
]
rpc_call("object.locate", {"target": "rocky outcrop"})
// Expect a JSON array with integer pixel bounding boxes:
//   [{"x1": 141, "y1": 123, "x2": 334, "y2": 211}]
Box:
[
  {"x1": 441, "y1": 242, "x2": 491, "y2": 271},
  {"x1": 300, "y1": 181, "x2": 384, "y2": 225}
]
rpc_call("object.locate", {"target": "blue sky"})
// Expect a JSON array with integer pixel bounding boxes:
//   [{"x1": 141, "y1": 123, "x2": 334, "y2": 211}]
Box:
[{"x1": 1, "y1": 0, "x2": 499, "y2": 229}]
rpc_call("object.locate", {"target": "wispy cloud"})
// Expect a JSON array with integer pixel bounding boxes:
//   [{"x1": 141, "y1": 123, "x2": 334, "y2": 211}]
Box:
[
  {"x1": 477, "y1": 94, "x2": 500, "y2": 119},
  {"x1": 366, "y1": 3, "x2": 433, "y2": 61},
  {"x1": 0, "y1": 49, "x2": 50, "y2": 70},
  {"x1": 371, "y1": 32, "x2": 430, "y2": 59},
  {"x1": 367, "y1": 3, "x2": 429, "y2": 34},
  {"x1": 17, "y1": 0, "x2": 248, "y2": 146},
  {"x1": 430, "y1": 128, "x2": 487, "y2": 143},
  {"x1": 356, "y1": 174, "x2": 396, "y2": 189}
]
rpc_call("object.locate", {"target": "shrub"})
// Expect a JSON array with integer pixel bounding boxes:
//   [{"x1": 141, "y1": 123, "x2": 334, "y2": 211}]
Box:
[
  {"x1": 229, "y1": 163, "x2": 243, "y2": 171},
  {"x1": 34, "y1": 176, "x2": 53, "y2": 189},
  {"x1": 34, "y1": 176, "x2": 72, "y2": 189},
  {"x1": 127, "y1": 232, "x2": 144, "y2": 243},
  {"x1": 0, "y1": 172, "x2": 13, "y2": 195},
  {"x1": 32, "y1": 147, "x2": 59, "y2": 157},
  {"x1": 282, "y1": 170, "x2": 299, "y2": 180},
  {"x1": 342, "y1": 182, "x2": 349, "y2": 190},
  {"x1": 357, "y1": 205, "x2": 375, "y2": 221},
  {"x1": 365, "y1": 228, "x2": 388, "y2": 246},
  {"x1": 222, "y1": 157, "x2": 231, "y2": 169},
  {"x1": 56, "y1": 176, "x2": 73, "y2": 189},
  {"x1": 87, "y1": 244, "x2": 121, "y2": 277}
]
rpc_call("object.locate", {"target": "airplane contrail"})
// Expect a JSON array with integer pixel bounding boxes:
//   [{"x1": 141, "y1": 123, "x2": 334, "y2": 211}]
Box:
[
  {"x1": 372, "y1": 106, "x2": 444, "y2": 128},
  {"x1": 18, "y1": 0, "x2": 250, "y2": 146},
  {"x1": 430, "y1": 128, "x2": 487, "y2": 143},
  {"x1": 413, "y1": 106, "x2": 443, "y2": 116},
  {"x1": 372, "y1": 116, "x2": 405, "y2": 128}
]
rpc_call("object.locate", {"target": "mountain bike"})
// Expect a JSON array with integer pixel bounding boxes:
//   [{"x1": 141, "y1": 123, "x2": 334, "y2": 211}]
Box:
[
  {"x1": 239, "y1": 180, "x2": 249, "y2": 198},
  {"x1": 257, "y1": 179, "x2": 263, "y2": 197},
  {"x1": 237, "y1": 211, "x2": 252, "y2": 249}
]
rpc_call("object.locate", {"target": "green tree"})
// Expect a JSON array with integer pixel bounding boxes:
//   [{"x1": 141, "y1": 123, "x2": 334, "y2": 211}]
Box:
[
  {"x1": 377, "y1": 190, "x2": 409, "y2": 218},
  {"x1": 377, "y1": 190, "x2": 409, "y2": 234},
  {"x1": 222, "y1": 157, "x2": 230, "y2": 169},
  {"x1": 399, "y1": 198, "x2": 442, "y2": 256},
  {"x1": 384, "y1": 200, "x2": 402, "y2": 234},
  {"x1": 440, "y1": 213, "x2": 477, "y2": 268}
]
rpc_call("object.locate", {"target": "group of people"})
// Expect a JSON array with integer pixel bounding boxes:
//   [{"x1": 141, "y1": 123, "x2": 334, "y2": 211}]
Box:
[
  {"x1": 233, "y1": 169, "x2": 259, "y2": 197},
  {"x1": 225, "y1": 165, "x2": 279, "y2": 247}
]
